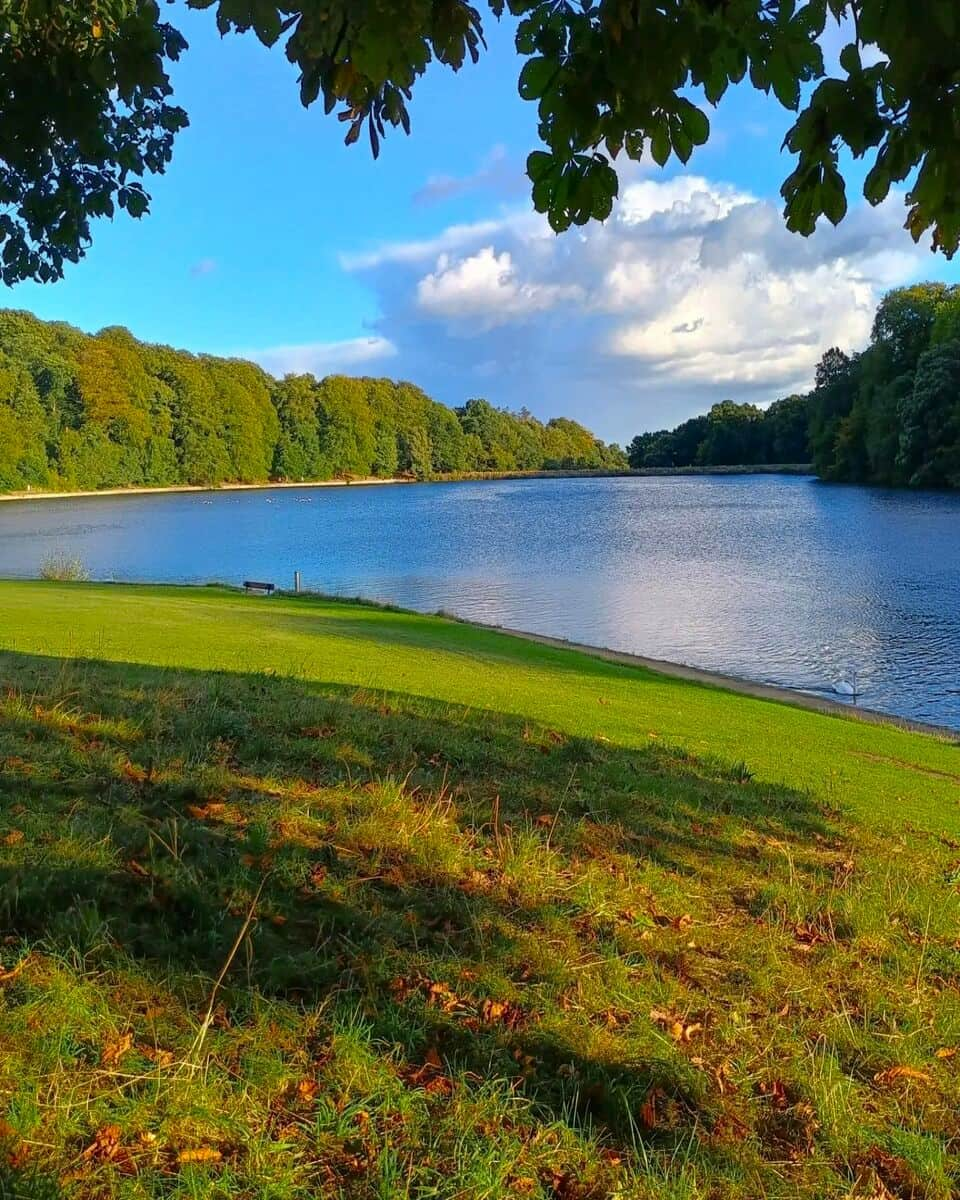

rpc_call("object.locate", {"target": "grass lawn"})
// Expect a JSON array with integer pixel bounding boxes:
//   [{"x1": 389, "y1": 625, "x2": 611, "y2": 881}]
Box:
[{"x1": 0, "y1": 581, "x2": 957, "y2": 1198}]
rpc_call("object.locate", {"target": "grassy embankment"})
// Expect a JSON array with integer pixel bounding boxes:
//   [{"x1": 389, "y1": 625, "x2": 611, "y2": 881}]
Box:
[{"x1": 0, "y1": 582, "x2": 957, "y2": 1198}]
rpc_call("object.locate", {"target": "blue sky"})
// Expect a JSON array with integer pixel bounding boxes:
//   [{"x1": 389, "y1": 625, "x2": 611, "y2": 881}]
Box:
[{"x1": 8, "y1": 7, "x2": 957, "y2": 442}]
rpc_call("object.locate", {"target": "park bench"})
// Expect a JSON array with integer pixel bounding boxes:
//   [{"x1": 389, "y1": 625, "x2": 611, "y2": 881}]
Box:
[{"x1": 243, "y1": 580, "x2": 275, "y2": 595}]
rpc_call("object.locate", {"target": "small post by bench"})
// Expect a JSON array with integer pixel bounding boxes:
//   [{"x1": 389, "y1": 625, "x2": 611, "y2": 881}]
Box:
[{"x1": 243, "y1": 580, "x2": 275, "y2": 595}]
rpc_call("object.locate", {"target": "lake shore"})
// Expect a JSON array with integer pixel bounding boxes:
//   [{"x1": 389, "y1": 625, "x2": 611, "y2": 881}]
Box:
[
  {"x1": 484, "y1": 621, "x2": 957, "y2": 739},
  {"x1": 0, "y1": 463, "x2": 814, "y2": 504}
]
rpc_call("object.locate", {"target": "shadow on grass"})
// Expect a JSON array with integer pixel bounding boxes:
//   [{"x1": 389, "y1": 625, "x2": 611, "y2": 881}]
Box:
[
  {"x1": 0, "y1": 649, "x2": 839, "y2": 1166},
  {"x1": 0, "y1": 1163, "x2": 63, "y2": 1199}
]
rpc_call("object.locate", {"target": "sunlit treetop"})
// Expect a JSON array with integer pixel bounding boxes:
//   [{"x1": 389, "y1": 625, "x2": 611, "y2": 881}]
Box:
[{"x1": 0, "y1": 0, "x2": 958, "y2": 285}]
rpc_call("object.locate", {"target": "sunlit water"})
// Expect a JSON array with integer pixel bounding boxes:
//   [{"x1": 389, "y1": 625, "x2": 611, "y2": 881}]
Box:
[{"x1": 1, "y1": 474, "x2": 959, "y2": 729}]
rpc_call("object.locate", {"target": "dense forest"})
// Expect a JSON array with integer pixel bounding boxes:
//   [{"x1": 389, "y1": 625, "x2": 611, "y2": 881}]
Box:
[
  {"x1": 0, "y1": 310, "x2": 626, "y2": 493},
  {"x1": 629, "y1": 283, "x2": 960, "y2": 489}
]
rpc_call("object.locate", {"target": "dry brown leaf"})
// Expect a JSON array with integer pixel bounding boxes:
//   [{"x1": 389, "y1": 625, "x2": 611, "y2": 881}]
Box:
[
  {"x1": 2, "y1": 831, "x2": 24, "y2": 847},
  {"x1": 639, "y1": 1086, "x2": 664, "y2": 1129},
  {"x1": 186, "y1": 802, "x2": 226, "y2": 820},
  {"x1": 934, "y1": 1047, "x2": 956, "y2": 1060},
  {"x1": 82, "y1": 1124, "x2": 122, "y2": 1162},
  {"x1": 759, "y1": 1079, "x2": 789, "y2": 1109},
  {"x1": 650, "y1": 1008, "x2": 703, "y2": 1042},
  {"x1": 142, "y1": 1045, "x2": 174, "y2": 1068},
  {"x1": 177, "y1": 1146, "x2": 222, "y2": 1165},
  {"x1": 401, "y1": 1046, "x2": 453, "y2": 1095},
  {"x1": 873, "y1": 1065, "x2": 932, "y2": 1086},
  {"x1": 296, "y1": 1078, "x2": 319, "y2": 1102},
  {"x1": 127, "y1": 859, "x2": 149, "y2": 877},
  {"x1": 101, "y1": 1032, "x2": 133, "y2": 1067}
]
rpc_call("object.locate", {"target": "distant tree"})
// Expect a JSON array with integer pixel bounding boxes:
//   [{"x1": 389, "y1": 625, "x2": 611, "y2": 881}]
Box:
[
  {"x1": 870, "y1": 283, "x2": 959, "y2": 374},
  {"x1": 764, "y1": 395, "x2": 809, "y2": 463},
  {"x1": 698, "y1": 401, "x2": 765, "y2": 466},
  {"x1": 272, "y1": 374, "x2": 323, "y2": 480},
  {"x1": 897, "y1": 341, "x2": 960, "y2": 487},
  {"x1": 814, "y1": 347, "x2": 853, "y2": 390}
]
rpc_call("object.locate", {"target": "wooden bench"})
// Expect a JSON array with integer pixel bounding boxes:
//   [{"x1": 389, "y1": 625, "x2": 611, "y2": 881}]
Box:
[{"x1": 243, "y1": 580, "x2": 275, "y2": 595}]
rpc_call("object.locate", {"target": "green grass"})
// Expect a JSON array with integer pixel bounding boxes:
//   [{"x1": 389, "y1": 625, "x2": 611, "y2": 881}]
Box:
[{"x1": 0, "y1": 581, "x2": 957, "y2": 1198}]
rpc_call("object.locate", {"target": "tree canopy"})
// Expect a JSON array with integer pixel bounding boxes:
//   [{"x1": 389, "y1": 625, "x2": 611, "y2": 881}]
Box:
[
  {"x1": 0, "y1": 308, "x2": 625, "y2": 493},
  {"x1": 1, "y1": 1, "x2": 959, "y2": 284},
  {"x1": 627, "y1": 282, "x2": 960, "y2": 490}
]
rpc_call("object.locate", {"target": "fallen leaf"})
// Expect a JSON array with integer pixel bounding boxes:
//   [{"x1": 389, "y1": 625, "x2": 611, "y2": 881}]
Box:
[
  {"x1": 481, "y1": 998, "x2": 508, "y2": 1022},
  {"x1": 142, "y1": 1045, "x2": 174, "y2": 1068},
  {"x1": 639, "y1": 1086, "x2": 664, "y2": 1129},
  {"x1": 481, "y1": 997, "x2": 524, "y2": 1028},
  {"x1": 793, "y1": 922, "x2": 825, "y2": 948},
  {"x1": 650, "y1": 1008, "x2": 703, "y2": 1042},
  {"x1": 2, "y1": 831, "x2": 23, "y2": 847},
  {"x1": 127, "y1": 859, "x2": 149, "y2": 877},
  {"x1": 82, "y1": 1124, "x2": 122, "y2": 1162},
  {"x1": 934, "y1": 1047, "x2": 956, "y2": 1060},
  {"x1": 426, "y1": 979, "x2": 459, "y2": 1011},
  {"x1": 187, "y1": 802, "x2": 226, "y2": 820},
  {"x1": 177, "y1": 1146, "x2": 222, "y2": 1165},
  {"x1": 296, "y1": 1078, "x2": 319, "y2": 1102},
  {"x1": 101, "y1": 1032, "x2": 133, "y2": 1067},
  {"x1": 873, "y1": 1065, "x2": 932, "y2": 1086},
  {"x1": 759, "y1": 1079, "x2": 789, "y2": 1109}
]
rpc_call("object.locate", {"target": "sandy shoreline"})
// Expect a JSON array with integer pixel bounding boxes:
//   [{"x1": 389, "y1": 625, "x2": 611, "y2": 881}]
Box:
[
  {"x1": 0, "y1": 465, "x2": 814, "y2": 505},
  {"x1": 0, "y1": 476, "x2": 413, "y2": 504}
]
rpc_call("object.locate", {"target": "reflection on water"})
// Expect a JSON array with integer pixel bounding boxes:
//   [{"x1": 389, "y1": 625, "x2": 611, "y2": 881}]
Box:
[{"x1": 1, "y1": 474, "x2": 959, "y2": 729}]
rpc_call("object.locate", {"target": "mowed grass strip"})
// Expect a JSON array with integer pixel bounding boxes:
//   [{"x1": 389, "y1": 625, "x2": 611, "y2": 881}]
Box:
[{"x1": 0, "y1": 582, "x2": 956, "y2": 1198}]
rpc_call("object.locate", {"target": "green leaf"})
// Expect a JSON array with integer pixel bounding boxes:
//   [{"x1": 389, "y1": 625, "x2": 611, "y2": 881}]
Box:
[
  {"x1": 678, "y1": 99, "x2": 710, "y2": 146},
  {"x1": 820, "y1": 170, "x2": 847, "y2": 224},
  {"x1": 669, "y1": 115, "x2": 693, "y2": 164},
  {"x1": 518, "y1": 57, "x2": 556, "y2": 101},
  {"x1": 839, "y1": 43, "x2": 861, "y2": 75},
  {"x1": 527, "y1": 150, "x2": 554, "y2": 182},
  {"x1": 864, "y1": 161, "x2": 891, "y2": 206},
  {"x1": 251, "y1": 0, "x2": 282, "y2": 46},
  {"x1": 650, "y1": 120, "x2": 671, "y2": 167}
]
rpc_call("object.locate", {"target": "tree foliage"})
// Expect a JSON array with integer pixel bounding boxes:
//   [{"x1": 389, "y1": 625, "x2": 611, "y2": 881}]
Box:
[
  {"x1": 2, "y1": 1, "x2": 960, "y2": 283},
  {"x1": 627, "y1": 282, "x2": 960, "y2": 490},
  {"x1": 0, "y1": 309, "x2": 625, "y2": 493}
]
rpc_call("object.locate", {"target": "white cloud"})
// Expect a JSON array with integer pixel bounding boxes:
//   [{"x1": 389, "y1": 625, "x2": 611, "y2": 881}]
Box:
[
  {"x1": 339, "y1": 214, "x2": 539, "y2": 271},
  {"x1": 416, "y1": 247, "x2": 583, "y2": 330},
  {"x1": 338, "y1": 172, "x2": 931, "y2": 439},
  {"x1": 247, "y1": 336, "x2": 396, "y2": 378}
]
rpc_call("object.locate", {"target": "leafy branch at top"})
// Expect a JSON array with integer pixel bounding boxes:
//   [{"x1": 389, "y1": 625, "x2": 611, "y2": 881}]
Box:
[{"x1": 0, "y1": 0, "x2": 958, "y2": 284}]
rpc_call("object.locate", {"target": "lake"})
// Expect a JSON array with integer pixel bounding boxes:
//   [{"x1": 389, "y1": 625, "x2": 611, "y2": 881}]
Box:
[{"x1": 1, "y1": 474, "x2": 959, "y2": 730}]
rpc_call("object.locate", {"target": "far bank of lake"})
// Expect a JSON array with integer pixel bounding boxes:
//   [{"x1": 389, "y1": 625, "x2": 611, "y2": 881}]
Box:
[
  {"x1": 0, "y1": 463, "x2": 813, "y2": 504},
  {"x1": 0, "y1": 472, "x2": 957, "y2": 729}
]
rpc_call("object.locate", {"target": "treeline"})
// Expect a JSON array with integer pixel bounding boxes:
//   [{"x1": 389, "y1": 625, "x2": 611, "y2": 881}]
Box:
[
  {"x1": 0, "y1": 310, "x2": 626, "y2": 493},
  {"x1": 628, "y1": 283, "x2": 960, "y2": 490},
  {"x1": 627, "y1": 396, "x2": 809, "y2": 470}
]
